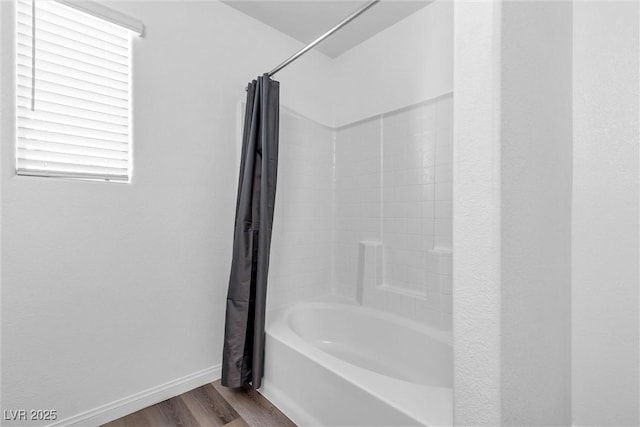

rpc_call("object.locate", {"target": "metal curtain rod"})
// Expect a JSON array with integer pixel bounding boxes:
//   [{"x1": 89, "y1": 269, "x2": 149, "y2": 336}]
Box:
[{"x1": 268, "y1": 0, "x2": 381, "y2": 77}]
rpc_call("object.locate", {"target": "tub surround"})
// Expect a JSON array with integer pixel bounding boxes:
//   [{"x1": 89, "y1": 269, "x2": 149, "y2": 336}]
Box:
[
  {"x1": 267, "y1": 108, "x2": 335, "y2": 311},
  {"x1": 271, "y1": 94, "x2": 454, "y2": 334},
  {"x1": 333, "y1": 95, "x2": 454, "y2": 330},
  {"x1": 265, "y1": 95, "x2": 455, "y2": 426}
]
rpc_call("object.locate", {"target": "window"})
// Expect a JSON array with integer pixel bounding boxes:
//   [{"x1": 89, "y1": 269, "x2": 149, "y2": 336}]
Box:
[{"x1": 16, "y1": 0, "x2": 139, "y2": 182}]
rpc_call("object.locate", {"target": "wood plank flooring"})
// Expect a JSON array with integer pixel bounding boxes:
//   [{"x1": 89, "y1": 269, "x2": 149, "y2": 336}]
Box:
[{"x1": 102, "y1": 380, "x2": 296, "y2": 427}]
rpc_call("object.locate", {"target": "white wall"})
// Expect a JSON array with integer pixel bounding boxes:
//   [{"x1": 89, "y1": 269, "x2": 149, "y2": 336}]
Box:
[
  {"x1": 452, "y1": 1, "x2": 502, "y2": 423},
  {"x1": 500, "y1": 2, "x2": 573, "y2": 424},
  {"x1": 0, "y1": 1, "x2": 333, "y2": 425},
  {"x1": 454, "y1": 1, "x2": 573, "y2": 425},
  {"x1": 572, "y1": 2, "x2": 640, "y2": 425},
  {"x1": 330, "y1": 0, "x2": 453, "y2": 127}
]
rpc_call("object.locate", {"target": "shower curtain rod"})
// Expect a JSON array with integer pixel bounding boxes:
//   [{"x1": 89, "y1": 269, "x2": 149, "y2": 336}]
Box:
[{"x1": 267, "y1": 0, "x2": 381, "y2": 77}]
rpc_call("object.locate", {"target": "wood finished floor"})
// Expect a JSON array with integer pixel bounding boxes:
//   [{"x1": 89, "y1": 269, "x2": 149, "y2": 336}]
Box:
[{"x1": 101, "y1": 380, "x2": 296, "y2": 427}]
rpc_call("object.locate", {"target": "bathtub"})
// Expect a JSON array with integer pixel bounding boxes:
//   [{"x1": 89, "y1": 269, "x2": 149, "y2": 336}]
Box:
[{"x1": 260, "y1": 299, "x2": 452, "y2": 426}]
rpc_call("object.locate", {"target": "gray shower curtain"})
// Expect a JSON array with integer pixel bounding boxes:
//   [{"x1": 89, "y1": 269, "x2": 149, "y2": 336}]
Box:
[{"x1": 221, "y1": 74, "x2": 280, "y2": 389}]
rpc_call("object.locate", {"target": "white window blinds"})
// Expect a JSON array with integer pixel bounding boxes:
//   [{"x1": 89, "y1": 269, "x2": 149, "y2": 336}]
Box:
[{"x1": 16, "y1": 0, "x2": 133, "y2": 182}]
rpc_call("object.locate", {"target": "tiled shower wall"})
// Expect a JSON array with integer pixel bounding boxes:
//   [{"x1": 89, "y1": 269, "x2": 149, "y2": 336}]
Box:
[
  {"x1": 333, "y1": 94, "x2": 453, "y2": 330},
  {"x1": 267, "y1": 108, "x2": 334, "y2": 309},
  {"x1": 267, "y1": 96, "x2": 453, "y2": 330},
  {"x1": 333, "y1": 118, "x2": 383, "y2": 292}
]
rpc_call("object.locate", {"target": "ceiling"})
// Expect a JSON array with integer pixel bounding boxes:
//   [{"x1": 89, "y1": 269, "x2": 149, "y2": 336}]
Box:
[{"x1": 221, "y1": 0, "x2": 432, "y2": 58}]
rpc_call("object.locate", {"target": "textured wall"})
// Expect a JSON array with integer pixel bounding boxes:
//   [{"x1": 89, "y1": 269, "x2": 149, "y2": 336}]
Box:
[
  {"x1": 572, "y1": 2, "x2": 640, "y2": 425},
  {"x1": 500, "y1": 2, "x2": 573, "y2": 424},
  {"x1": 454, "y1": 2, "x2": 574, "y2": 425},
  {"x1": 452, "y1": 0, "x2": 502, "y2": 424}
]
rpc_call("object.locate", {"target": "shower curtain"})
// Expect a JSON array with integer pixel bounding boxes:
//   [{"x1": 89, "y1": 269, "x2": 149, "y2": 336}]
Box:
[{"x1": 221, "y1": 74, "x2": 280, "y2": 389}]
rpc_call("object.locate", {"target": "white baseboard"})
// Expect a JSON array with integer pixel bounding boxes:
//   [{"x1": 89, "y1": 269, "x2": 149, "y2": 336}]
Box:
[{"x1": 48, "y1": 365, "x2": 221, "y2": 427}]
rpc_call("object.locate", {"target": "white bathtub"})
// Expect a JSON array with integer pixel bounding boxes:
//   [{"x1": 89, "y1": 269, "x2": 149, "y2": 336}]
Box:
[{"x1": 260, "y1": 299, "x2": 452, "y2": 426}]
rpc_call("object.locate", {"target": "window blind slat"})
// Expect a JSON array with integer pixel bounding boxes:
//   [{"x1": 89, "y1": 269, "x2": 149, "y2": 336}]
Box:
[
  {"x1": 17, "y1": 56, "x2": 128, "y2": 92},
  {"x1": 16, "y1": 168, "x2": 129, "y2": 181},
  {"x1": 18, "y1": 1, "x2": 129, "y2": 45},
  {"x1": 17, "y1": 160, "x2": 128, "y2": 180},
  {"x1": 19, "y1": 117, "x2": 128, "y2": 143},
  {"x1": 18, "y1": 138, "x2": 128, "y2": 160},
  {"x1": 40, "y1": 0, "x2": 130, "y2": 39},
  {"x1": 17, "y1": 69, "x2": 127, "y2": 104},
  {"x1": 18, "y1": 106, "x2": 128, "y2": 135},
  {"x1": 16, "y1": 70, "x2": 128, "y2": 106},
  {"x1": 16, "y1": 86, "x2": 128, "y2": 118},
  {"x1": 16, "y1": 21, "x2": 128, "y2": 61},
  {"x1": 17, "y1": 60, "x2": 128, "y2": 97},
  {"x1": 17, "y1": 44, "x2": 128, "y2": 84},
  {"x1": 17, "y1": 0, "x2": 132, "y2": 182},
  {"x1": 17, "y1": 95, "x2": 128, "y2": 126},
  {"x1": 18, "y1": 148, "x2": 128, "y2": 169},
  {"x1": 18, "y1": 128, "x2": 128, "y2": 152},
  {"x1": 17, "y1": 33, "x2": 128, "y2": 72}
]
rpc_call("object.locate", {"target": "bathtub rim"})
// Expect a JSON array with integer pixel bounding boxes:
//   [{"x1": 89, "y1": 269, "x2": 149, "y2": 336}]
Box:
[{"x1": 283, "y1": 299, "x2": 453, "y2": 347}]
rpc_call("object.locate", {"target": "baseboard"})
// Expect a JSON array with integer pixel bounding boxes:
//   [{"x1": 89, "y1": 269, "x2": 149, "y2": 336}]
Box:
[{"x1": 48, "y1": 364, "x2": 221, "y2": 427}]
